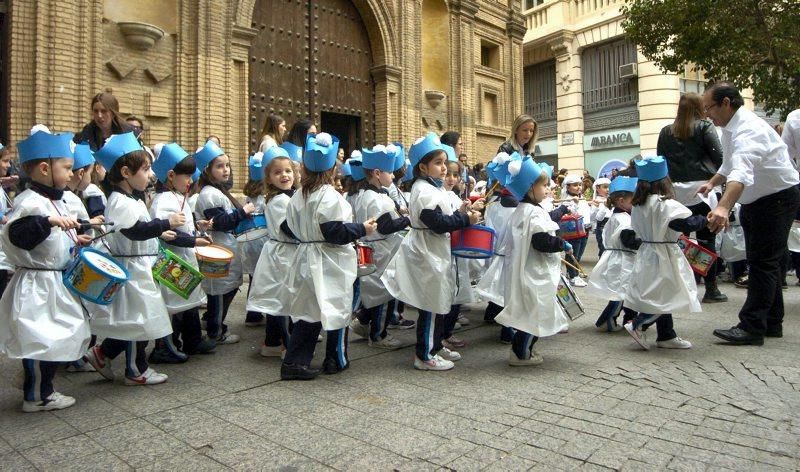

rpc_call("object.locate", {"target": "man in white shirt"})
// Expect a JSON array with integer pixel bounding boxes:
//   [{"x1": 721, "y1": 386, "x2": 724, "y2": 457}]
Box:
[
  {"x1": 699, "y1": 82, "x2": 800, "y2": 346},
  {"x1": 782, "y1": 109, "x2": 800, "y2": 170}
]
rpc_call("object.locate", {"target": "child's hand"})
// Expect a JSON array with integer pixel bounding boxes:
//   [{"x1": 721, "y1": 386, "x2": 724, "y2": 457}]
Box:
[
  {"x1": 0, "y1": 215, "x2": 7, "y2": 225},
  {"x1": 467, "y1": 210, "x2": 481, "y2": 225},
  {"x1": 160, "y1": 230, "x2": 177, "y2": 241},
  {"x1": 195, "y1": 237, "x2": 212, "y2": 247},
  {"x1": 243, "y1": 202, "x2": 256, "y2": 215},
  {"x1": 363, "y1": 219, "x2": 377, "y2": 235},
  {"x1": 563, "y1": 240, "x2": 573, "y2": 255},
  {"x1": 196, "y1": 219, "x2": 212, "y2": 232},
  {"x1": 459, "y1": 200, "x2": 471, "y2": 213},
  {"x1": 399, "y1": 207, "x2": 410, "y2": 216},
  {"x1": 49, "y1": 216, "x2": 81, "y2": 230},
  {"x1": 89, "y1": 215, "x2": 105, "y2": 225},
  {"x1": 76, "y1": 234, "x2": 94, "y2": 246},
  {"x1": 168, "y1": 212, "x2": 186, "y2": 229},
  {"x1": 471, "y1": 198, "x2": 486, "y2": 211}
]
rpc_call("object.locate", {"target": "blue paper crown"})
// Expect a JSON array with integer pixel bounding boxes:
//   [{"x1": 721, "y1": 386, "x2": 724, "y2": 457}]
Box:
[
  {"x1": 609, "y1": 176, "x2": 638, "y2": 194},
  {"x1": 194, "y1": 140, "x2": 225, "y2": 174},
  {"x1": 94, "y1": 132, "x2": 141, "y2": 170},
  {"x1": 303, "y1": 133, "x2": 339, "y2": 172},
  {"x1": 262, "y1": 146, "x2": 290, "y2": 168},
  {"x1": 152, "y1": 143, "x2": 189, "y2": 183},
  {"x1": 635, "y1": 156, "x2": 669, "y2": 182},
  {"x1": 485, "y1": 161, "x2": 498, "y2": 187},
  {"x1": 391, "y1": 143, "x2": 405, "y2": 171},
  {"x1": 280, "y1": 141, "x2": 304, "y2": 162},
  {"x1": 73, "y1": 143, "x2": 95, "y2": 169},
  {"x1": 505, "y1": 156, "x2": 548, "y2": 201},
  {"x1": 340, "y1": 161, "x2": 352, "y2": 177},
  {"x1": 17, "y1": 131, "x2": 75, "y2": 164},
  {"x1": 490, "y1": 152, "x2": 520, "y2": 188},
  {"x1": 248, "y1": 152, "x2": 265, "y2": 181},
  {"x1": 409, "y1": 132, "x2": 445, "y2": 167},
  {"x1": 349, "y1": 157, "x2": 365, "y2": 182},
  {"x1": 0, "y1": 142, "x2": 4, "y2": 151},
  {"x1": 362, "y1": 145, "x2": 397, "y2": 173},
  {"x1": 442, "y1": 144, "x2": 457, "y2": 162}
]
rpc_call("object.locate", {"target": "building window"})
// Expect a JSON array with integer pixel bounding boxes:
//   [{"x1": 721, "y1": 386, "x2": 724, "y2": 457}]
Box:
[
  {"x1": 524, "y1": 0, "x2": 547, "y2": 10},
  {"x1": 482, "y1": 91, "x2": 499, "y2": 126},
  {"x1": 524, "y1": 60, "x2": 557, "y2": 124},
  {"x1": 480, "y1": 40, "x2": 500, "y2": 70},
  {"x1": 581, "y1": 38, "x2": 638, "y2": 113},
  {"x1": 680, "y1": 63, "x2": 707, "y2": 95}
]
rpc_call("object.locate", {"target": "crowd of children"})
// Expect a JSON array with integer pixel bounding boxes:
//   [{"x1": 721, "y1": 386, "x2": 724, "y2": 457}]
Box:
[{"x1": 0, "y1": 115, "x2": 777, "y2": 413}]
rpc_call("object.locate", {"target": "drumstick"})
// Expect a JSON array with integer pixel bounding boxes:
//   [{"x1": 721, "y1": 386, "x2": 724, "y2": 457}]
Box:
[
  {"x1": 483, "y1": 180, "x2": 501, "y2": 201},
  {"x1": 561, "y1": 258, "x2": 583, "y2": 276},
  {"x1": 87, "y1": 229, "x2": 116, "y2": 243},
  {"x1": 566, "y1": 252, "x2": 588, "y2": 277},
  {"x1": 80, "y1": 221, "x2": 114, "y2": 229}
]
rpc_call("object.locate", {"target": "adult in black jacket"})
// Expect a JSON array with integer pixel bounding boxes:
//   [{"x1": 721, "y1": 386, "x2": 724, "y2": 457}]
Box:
[
  {"x1": 657, "y1": 93, "x2": 726, "y2": 303},
  {"x1": 497, "y1": 114, "x2": 538, "y2": 158},
  {"x1": 73, "y1": 92, "x2": 132, "y2": 151}
]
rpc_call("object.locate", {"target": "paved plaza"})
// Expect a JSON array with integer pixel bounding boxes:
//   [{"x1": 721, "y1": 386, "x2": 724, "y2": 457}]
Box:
[{"x1": 1, "y1": 242, "x2": 799, "y2": 471}]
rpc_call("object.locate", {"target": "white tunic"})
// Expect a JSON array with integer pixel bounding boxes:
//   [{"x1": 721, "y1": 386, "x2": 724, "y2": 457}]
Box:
[
  {"x1": 247, "y1": 192, "x2": 297, "y2": 316},
  {"x1": 475, "y1": 199, "x2": 516, "y2": 306},
  {"x1": 283, "y1": 185, "x2": 358, "y2": 330},
  {"x1": 240, "y1": 195, "x2": 267, "y2": 275},
  {"x1": 789, "y1": 220, "x2": 800, "y2": 253},
  {"x1": 624, "y1": 195, "x2": 702, "y2": 314},
  {"x1": 194, "y1": 186, "x2": 244, "y2": 295},
  {"x1": 0, "y1": 190, "x2": 90, "y2": 361},
  {"x1": 587, "y1": 211, "x2": 635, "y2": 301},
  {"x1": 82, "y1": 183, "x2": 107, "y2": 209},
  {"x1": 149, "y1": 191, "x2": 207, "y2": 314},
  {"x1": 382, "y1": 179, "x2": 457, "y2": 314},
  {"x1": 0, "y1": 185, "x2": 12, "y2": 271},
  {"x1": 445, "y1": 191, "x2": 475, "y2": 305},
  {"x1": 495, "y1": 203, "x2": 569, "y2": 336},
  {"x1": 91, "y1": 192, "x2": 172, "y2": 341},
  {"x1": 354, "y1": 187, "x2": 405, "y2": 308}
]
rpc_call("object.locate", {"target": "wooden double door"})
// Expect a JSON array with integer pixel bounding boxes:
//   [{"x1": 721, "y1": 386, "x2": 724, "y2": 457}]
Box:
[{"x1": 248, "y1": 0, "x2": 375, "y2": 155}]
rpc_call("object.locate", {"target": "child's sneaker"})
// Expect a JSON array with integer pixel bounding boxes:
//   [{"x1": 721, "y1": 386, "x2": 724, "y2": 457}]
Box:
[
  {"x1": 83, "y1": 345, "x2": 114, "y2": 380},
  {"x1": 437, "y1": 347, "x2": 462, "y2": 361},
  {"x1": 260, "y1": 344, "x2": 285, "y2": 358},
  {"x1": 456, "y1": 314, "x2": 470, "y2": 326},
  {"x1": 369, "y1": 334, "x2": 401, "y2": 349},
  {"x1": 216, "y1": 333, "x2": 240, "y2": 344},
  {"x1": 413, "y1": 355, "x2": 454, "y2": 371},
  {"x1": 148, "y1": 347, "x2": 188, "y2": 364},
  {"x1": 508, "y1": 349, "x2": 544, "y2": 366},
  {"x1": 570, "y1": 277, "x2": 587, "y2": 287},
  {"x1": 194, "y1": 337, "x2": 217, "y2": 354},
  {"x1": 124, "y1": 368, "x2": 168, "y2": 386},
  {"x1": 624, "y1": 322, "x2": 649, "y2": 350},
  {"x1": 66, "y1": 359, "x2": 96, "y2": 373},
  {"x1": 349, "y1": 318, "x2": 370, "y2": 338},
  {"x1": 656, "y1": 337, "x2": 692, "y2": 349},
  {"x1": 442, "y1": 335, "x2": 466, "y2": 349},
  {"x1": 387, "y1": 317, "x2": 415, "y2": 330},
  {"x1": 22, "y1": 392, "x2": 75, "y2": 412}
]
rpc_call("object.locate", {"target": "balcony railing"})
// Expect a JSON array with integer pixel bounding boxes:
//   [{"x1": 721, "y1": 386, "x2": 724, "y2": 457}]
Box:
[{"x1": 523, "y1": 0, "x2": 623, "y2": 41}]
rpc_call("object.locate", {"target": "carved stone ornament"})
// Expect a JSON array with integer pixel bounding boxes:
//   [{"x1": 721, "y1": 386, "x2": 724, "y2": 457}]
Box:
[
  {"x1": 117, "y1": 22, "x2": 166, "y2": 51},
  {"x1": 424, "y1": 90, "x2": 446, "y2": 109}
]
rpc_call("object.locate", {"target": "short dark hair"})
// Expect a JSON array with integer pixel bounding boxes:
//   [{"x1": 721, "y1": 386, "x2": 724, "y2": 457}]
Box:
[
  {"x1": 440, "y1": 131, "x2": 460, "y2": 147},
  {"x1": 107, "y1": 150, "x2": 150, "y2": 184},
  {"x1": 706, "y1": 81, "x2": 744, "y2": 110}
]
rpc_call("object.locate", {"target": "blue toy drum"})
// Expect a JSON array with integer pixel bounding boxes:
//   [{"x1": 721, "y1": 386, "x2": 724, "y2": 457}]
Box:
[
  {"x1": 63, "y1": 248, "x2": 130, "y2": 305},
  {"x1": 235, "y1": 213, "x2": 268, "y2": 242},
  {"x1": 450, "y1": 225, "x2": 496, "y2": 259}
]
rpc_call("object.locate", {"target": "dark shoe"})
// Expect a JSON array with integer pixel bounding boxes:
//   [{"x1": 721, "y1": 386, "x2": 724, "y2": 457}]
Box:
[
  {"x1": 781, "y1": 281, "x2": 788, "y2": 290},
  {"x1": 765, "y1": 326, "x2": 783, "y2": 338},
  {"x1": 147, "y1": 347, "x2": 188, "y2": 364},
  {"x1": 194, "y1": 338, "x2": 217, "y2": 354},
  {"x1": 322, "y1": 357, "x2": 348, "y2": 375},
  {"x1": 734, "y1": 275, "x2": 748, "y2": 288},
  {"x1": 245, "y1": 313, "x2": 266, "y2": 327},
  {"x1": 280, "y1": 363, "x2": 320, "y2": 380},
  {"x1": 702, "y1": 289, "x2": 728, "y2": 303},
  {"x1": 713, "y1": 326, "x2": 764, "y2": 346}
]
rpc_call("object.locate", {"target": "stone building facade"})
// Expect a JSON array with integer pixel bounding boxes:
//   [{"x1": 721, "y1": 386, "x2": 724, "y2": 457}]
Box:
[{"x1": 0, "y1": 0, "x2": 525, "y2": 187}]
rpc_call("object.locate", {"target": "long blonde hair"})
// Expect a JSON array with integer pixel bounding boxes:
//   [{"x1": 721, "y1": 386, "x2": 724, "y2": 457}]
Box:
[
  {"x1": 671, "y1": 93, "x2": 704, "y2": 140},
  {"x1": 505, "y1": 114, "x2": 539, "y2": 154}
]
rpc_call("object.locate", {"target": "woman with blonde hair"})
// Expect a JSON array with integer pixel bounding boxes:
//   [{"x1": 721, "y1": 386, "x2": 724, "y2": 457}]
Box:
[
  {"x1": 258, "y1": 114, "x2": 286, "y2": 152},
  {"x1": 497, "y1": 114, "x2": 539, "y2": 157}
]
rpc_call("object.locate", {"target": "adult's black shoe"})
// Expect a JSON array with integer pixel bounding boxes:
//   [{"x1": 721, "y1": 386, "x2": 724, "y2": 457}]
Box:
[
  {"x1": 280, "y1": 363, "x2": 320, "y2": 380},
  {"x1": 712, "y1": 327, "x2": 764, "y2": 346},
  {"x1": 702, "y1": 290, "x2": 728, "y2": 303}
]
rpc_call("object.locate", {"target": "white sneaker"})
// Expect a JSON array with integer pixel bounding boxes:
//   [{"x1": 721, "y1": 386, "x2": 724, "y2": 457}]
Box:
[
  {"x1": 317, "y1": 334, "x2": 323, "y2": 343},
  {"x1": 624, "y1": 322, "x2": 649, "y2": 350},
  {"x1": 260, "y1": 344, "x2": 285, "y2": 358},
  {"x1": 83, "y1": 345, "x2": 114, "y2": 380},
  {"x1": 656, "y1": 337, "x2": 692, "y2": 349},
  {"x1": 457, "y1": 314, "x2": 470, "y2": 326},
  {"x1": 369, "y1": 334, "x2": 401, "y2": 349},
  {"x1": 453, "y1": 322, "x2": 462, "y2": 330},
  {"x1": 124, "y1": 368, "x2": 168, "y2": 386},
  {"x1": 216, "y1": 333, "x2": 240, "y2": 344},
  {"x1": 22, "y1": 392, "x2": 76, "y2": 412},
  {"x1": 508, "y1": 349, "x2": 544, "y2": 366},
  {"x1": 413, "y1": 355, "x2": 454, "y2": 371},
  {"x1": 437, "y1": 347, "x2": 462, "y2": 361},
  {"x1": 570, "y1": 277, "x2": 587, "y2": 287},
  {"x1": 349, "y1": 319, "x2": 370, "y2": 338}
]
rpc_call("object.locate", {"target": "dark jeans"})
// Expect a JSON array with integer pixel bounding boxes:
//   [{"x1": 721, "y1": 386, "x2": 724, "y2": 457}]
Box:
[
  {"x1": 206, "y1": 289, "x2": 238, "y2": 338},
  {"x1": 442, "y1": 304, "x2": 460, "y2": 339},
  {"x1": 415, "y1": 310, "x2": 444, "y2": 361},
  {"x1": 595, "y1": 301, "x2": 637, "y2": 328},
  {"x1": 358, "y1": 302, "x2": 390, "y2": 341},
  {"x1": 511, "y1": 331, "x2": 538, "y2": 360},
  {"x1": 264, "y1": 314, "x2": 291, "y2": 347},
  {"x1": 23, "y1": 359, "x2": 60, "y2": 402},
  {"x1": 283, "y1": 320, "x2": 321, "y2": 366},
  {"x1": 324, "y1": 328, "x2": 349, "y2": 369},
  {"x1": 685, "y1": 201, "x2": 719, "y2": 282},
  {"x1": 566, "y1": 235, "x2": 588, "y2": 279},
  {"x1": 633, "y1": 314, "x2": 677, "y2": 342},
  {"x1": 171, "y1": 308, "x2": 202, "y2": 354},
  {"x1": 737, "y1": 186, "x2": 800, "y2": 335},
  {"x1": 484, "y1": 301, "x2": 502, "y2": 322},
  {"x1": 100, "y1": 339, "x2": 149, "y2": 377},
  {"x1": 595, "y1": 220, "x2": 607, "y2": 258}
]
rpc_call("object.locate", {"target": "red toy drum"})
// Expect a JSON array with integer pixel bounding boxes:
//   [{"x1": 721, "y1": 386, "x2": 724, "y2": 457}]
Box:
[
  {"x1": 677, "y1": 235, "x2": 718, "y2": 276},
  {"x1": 355, "y1": 243, "x2": 376, "y2": 277},
  {"x1": 559, "y1": 214, "x2": 587, "y2": 240},
  {"x1": 451, "y1": 225, "x2": 496, "y2": 259}
]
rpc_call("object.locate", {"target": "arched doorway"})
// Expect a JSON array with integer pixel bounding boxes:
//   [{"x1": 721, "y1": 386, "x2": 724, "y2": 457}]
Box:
[{"x1": 248, "y1": 0, "x2": 375, "y2": 155}]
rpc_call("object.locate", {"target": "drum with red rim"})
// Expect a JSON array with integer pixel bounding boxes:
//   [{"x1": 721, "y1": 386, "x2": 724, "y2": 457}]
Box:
[
  {"x1": 355, "y1": 243, "x2": 376, "y2": 277},
  {"x1": 559, "y1": 214, "x2": 587, "y2": 240},
  {"x1": 451, "y1": 225, "x2": 496, "y2": 259}
]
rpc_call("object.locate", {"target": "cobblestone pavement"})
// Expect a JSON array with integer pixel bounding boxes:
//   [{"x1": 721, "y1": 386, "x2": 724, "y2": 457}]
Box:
[{"x1": 1, "y1": 242, "x2": 799, "y2": 471}]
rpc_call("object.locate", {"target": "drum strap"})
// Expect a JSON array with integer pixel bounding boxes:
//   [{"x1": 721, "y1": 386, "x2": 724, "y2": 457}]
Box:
[
  {"x1": 269, "y1": 238, "x2": 300, "y2": 245},
  {"x1": 410, "y1": 227, "x2": 432, "y2": 231},
  {"x1": 16, "y1": 266, "x2": 66, "y2": 271},
  {"x1": 640, "y1": 241, "x2": 677, "y2": 245},
  {"x1": 114, "y1": 253, "x2": 159, "y2": 257},
  {"x1": 605, "y1": 248, "x2": 636, "y2": 254}
]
